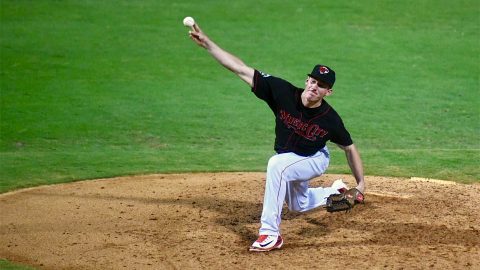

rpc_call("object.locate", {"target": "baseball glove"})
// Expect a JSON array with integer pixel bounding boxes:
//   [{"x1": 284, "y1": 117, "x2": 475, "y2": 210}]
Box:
[{"x1": 326, "y1": 188, "x2": 364, "y2": 213}]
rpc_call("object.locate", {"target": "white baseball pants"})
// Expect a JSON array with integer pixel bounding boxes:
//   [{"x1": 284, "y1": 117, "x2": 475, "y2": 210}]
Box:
[{"x1": 259, "y1": 146, "x2": 340, "y2": 236}]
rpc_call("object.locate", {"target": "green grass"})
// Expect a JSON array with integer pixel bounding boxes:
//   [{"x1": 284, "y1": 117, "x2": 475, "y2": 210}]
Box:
[
  {"x1": 1, "y1": 0, "x2": 479, "y2": 194},
  {"x1": 0, "y1": 259, "x2": 36, "y2": 270}
]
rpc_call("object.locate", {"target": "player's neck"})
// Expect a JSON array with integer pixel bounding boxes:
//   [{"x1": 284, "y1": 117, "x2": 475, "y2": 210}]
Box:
[{"x1": 301, "y1": 95, "x2": 323, "y2": 108}]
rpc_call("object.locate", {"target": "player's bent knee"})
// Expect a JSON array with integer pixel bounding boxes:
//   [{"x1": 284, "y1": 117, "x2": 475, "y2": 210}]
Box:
[
  {"x1": 266, "y1": 154, "x2": 300, "y2": 182},
  {"x1": 287, "y1": 204, "x2": 300, "y2": 212},
  {"x1": 286, "y1": 196, "x2": 309, "y2": 212},
  {"x1": 287, "y1": 203, "x2": 308, "y2": 213},
  {"x1": 267, "y1": 155, "x2": 285, "y2": 173}
]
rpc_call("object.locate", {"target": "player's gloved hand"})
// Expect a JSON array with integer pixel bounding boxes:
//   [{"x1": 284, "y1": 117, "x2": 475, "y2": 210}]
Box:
[{"x1": 325, "y1": 188, "x2": 364, "y2": 213}]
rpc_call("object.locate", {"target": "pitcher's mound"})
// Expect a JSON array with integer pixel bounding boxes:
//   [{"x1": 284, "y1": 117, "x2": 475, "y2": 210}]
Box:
[{"x1": 1, "y1": 173, "x2": 479, "y2": 269}]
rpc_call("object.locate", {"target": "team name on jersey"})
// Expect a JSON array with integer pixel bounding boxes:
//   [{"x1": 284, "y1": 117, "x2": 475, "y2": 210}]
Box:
[{"x1": 279, "y1": 110, "x2": 328, "y2": 141}]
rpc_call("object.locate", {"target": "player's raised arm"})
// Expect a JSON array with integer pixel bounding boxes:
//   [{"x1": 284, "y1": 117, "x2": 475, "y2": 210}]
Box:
[{"x1": 187, "y1": 20, "x2": 254, "y2": 87}]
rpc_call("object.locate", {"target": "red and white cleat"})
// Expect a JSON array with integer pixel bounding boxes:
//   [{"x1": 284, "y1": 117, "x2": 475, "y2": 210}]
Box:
[{"x1": 249, "y1": 235, "x2": 283, "y2": 252}]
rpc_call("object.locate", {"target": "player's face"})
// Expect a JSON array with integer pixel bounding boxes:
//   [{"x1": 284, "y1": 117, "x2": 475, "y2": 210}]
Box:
[{"x1": 303, "y1": 77, "x2": 332, "y2": 102}]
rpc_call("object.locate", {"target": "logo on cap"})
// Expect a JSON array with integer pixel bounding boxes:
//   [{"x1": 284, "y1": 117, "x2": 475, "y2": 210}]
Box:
[{"x1": 319, "y1": 66, "x2": 329, "y2": 74}]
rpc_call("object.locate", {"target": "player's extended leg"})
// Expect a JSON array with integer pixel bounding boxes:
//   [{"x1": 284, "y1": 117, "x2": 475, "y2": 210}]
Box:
[
  {"x1": 258, "y1": 147, "x2": 330, "y2": 237},
  {"x1": 251, "y1": 147, "x2": 344, "y2": 251},
  {"x1": 285, "y1": 178, "x2": 347, "y2": 212},
  {"x1": 260, "y1": 147, "x2": 330, "y2": 235},
  {"x1": 250, "y1": 148, "x2": 329, "y2": 251}
]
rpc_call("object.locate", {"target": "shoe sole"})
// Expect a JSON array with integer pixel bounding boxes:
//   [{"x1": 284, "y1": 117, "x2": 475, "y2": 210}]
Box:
[{"x1": 249, "y1": 238, "x2": 283, "y2": 252}]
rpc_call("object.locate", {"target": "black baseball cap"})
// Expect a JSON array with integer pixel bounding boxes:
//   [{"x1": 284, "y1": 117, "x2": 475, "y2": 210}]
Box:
[{"x1": 307, "y1": 64, "x2": 336, "y2": 88}]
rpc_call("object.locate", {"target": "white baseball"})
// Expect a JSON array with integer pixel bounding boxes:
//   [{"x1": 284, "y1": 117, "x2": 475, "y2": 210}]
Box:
[{"x1": 183, "y1": 16, "x2": 195, "y2": 27}]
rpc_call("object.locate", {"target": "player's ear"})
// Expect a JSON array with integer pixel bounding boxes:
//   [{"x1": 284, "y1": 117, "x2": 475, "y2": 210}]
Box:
[{"x1": 325, "y1": 88, "x2": 333, "y2": 96}]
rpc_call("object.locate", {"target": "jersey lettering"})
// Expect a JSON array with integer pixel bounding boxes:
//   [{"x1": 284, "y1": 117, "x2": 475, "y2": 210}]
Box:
[
  {"x1": 279, "y1": 110, "x2": 328, "y2": 141},
  {"x1": 252, "y1": 70, "x2": 352, "y2": 155}
]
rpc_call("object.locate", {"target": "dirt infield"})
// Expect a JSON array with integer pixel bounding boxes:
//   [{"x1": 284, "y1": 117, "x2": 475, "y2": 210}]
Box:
[{"x1": 1, "y1": 173, "x2": 479, "y2": 269}]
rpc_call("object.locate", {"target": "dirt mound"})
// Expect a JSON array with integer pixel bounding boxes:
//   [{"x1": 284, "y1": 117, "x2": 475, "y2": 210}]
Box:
[{"x1": 1, "y1": 173, "x2": 479, "y2": 269}]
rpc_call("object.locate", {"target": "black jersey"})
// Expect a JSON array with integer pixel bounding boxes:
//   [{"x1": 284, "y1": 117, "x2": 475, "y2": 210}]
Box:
[{"x1": 252, "y1": 69, "x2": 353, "y2": 156}]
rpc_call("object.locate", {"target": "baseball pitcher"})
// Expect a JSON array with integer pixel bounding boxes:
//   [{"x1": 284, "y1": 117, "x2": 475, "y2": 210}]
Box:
[{"x1": 188, "y1": 22, "x2": 366, "y2": 252}]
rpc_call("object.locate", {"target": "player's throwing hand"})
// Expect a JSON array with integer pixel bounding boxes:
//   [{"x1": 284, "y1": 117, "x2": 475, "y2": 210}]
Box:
[{"x1": 189, "y1": 24, "x2": 209, "y2": 48}]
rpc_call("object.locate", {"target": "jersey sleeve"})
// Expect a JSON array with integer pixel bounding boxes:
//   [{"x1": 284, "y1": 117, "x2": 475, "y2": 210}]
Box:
[
  {"x1": 251, "y1": 69, "x2": 295, "y2": 113},
  {"x1": 251, "y1": 69, "x2": 276, "y2": 103},
  {"x1": 330, "y1": 117, "x2": 353, "y2": 146}
]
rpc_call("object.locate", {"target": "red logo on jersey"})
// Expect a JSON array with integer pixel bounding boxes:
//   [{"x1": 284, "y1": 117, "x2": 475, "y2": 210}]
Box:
[
  {"x1": 319, "y1": 66, "x2": 329, "y2": 74},
  {"x1": 279, "y1": 110, "x2": 328, "y2": 141}
]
